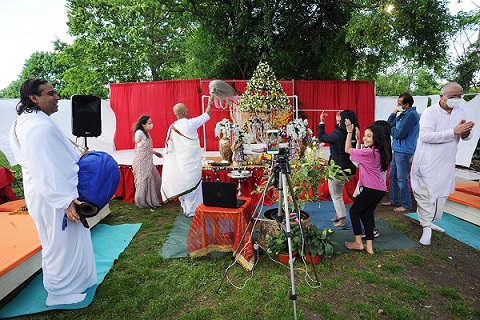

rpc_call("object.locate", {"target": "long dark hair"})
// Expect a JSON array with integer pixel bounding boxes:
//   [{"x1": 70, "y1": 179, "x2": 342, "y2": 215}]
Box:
[
  {"x1": 371, "y1": 120, "x2": 392, "y2": 165},
  {"x1": 132, "y1": 115, "x2": 151, "y2": 139},
  {"x1": 16, "y1": 78, "x2": 49, "y2": 115},
  {"x1": 339, "y1": 109, "x2": 360, "y2": 145},
  {"x1": 338, "y1": 110, "x2": 360, "y2": 132},
  {"x1": 367, "y1": 123, "x2": 392, "y2": 171}
]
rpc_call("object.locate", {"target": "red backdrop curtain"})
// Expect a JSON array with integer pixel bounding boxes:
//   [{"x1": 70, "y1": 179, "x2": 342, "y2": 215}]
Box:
[
  {"x1": 110, "y1": 80, "x2": 202, "y2": 150},
  {"x1": 294, "y1": 80, "x2": 376, "y2": 137},
  {"x1": 110, "y1": 79, "x2": 375, "y2": 151}
]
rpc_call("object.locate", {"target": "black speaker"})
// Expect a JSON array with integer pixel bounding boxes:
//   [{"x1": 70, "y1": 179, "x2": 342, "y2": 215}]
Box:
[{"x1": 72, "y1": 95, "x2": 102, "y2": 137}]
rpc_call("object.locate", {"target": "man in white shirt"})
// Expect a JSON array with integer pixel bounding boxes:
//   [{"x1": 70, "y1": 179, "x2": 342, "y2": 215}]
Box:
[
  {"x1": 161, "y1": 97, "x2": 213, "y2": 217},
  {"x1": 411, "y1": 82, "x2": 475, "y2": 245}
]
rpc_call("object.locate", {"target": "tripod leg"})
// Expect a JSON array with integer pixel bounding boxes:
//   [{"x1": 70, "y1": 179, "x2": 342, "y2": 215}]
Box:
[
  {"x1": 284, "y1": 170, "x2": 321, "y2": 286},
  {"x1": 280, "y1": 172, "x2": 298, "y2": 320}
]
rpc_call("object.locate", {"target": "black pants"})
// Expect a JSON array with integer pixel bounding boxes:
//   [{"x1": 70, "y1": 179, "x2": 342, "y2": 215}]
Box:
[{"x1": 349, "y1": 187, "x2": 385, "y2": 240}]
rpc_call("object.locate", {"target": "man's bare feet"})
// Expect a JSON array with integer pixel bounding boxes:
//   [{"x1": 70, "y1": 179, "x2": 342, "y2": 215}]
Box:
[{"x1": 345, "y1": 241, "x2": 364, "y2": 251}]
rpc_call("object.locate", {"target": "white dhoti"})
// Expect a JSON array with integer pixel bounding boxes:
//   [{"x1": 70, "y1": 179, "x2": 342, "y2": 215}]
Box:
[
  {"x1": 161, "y1": 125, "x2": 203, "y2": 216},
  {"x1": 10, "y1": 112, "x2": 97, "y2": 306}
]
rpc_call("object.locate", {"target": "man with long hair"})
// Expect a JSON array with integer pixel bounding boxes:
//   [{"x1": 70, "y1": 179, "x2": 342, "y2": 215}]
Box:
[{"x1": 9, "y1": 78, "x2": 97, "y2": 306}]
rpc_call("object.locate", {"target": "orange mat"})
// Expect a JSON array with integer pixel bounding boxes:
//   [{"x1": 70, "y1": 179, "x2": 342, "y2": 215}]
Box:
[
  {"x1": 0, "y1": 204, "x2": 41, "y2": 276},
  {"x1": 448, "y1": 182, "x2": 480, "y2": 209}
]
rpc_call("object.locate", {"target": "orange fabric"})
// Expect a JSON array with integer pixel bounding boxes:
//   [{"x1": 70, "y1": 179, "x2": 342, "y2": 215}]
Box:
[
  {"x1": 448, "y1": 182, "x2": 480, "y2": 209},
  {"x1": 0, "y1": 212, "x2": 41, "y2": 276},
  {"x1": 186, "y1": 197, "x2": 255, "y2": 271},
  {"x1": 0, "y1": 199, "x2": 26, "y2": 212}
]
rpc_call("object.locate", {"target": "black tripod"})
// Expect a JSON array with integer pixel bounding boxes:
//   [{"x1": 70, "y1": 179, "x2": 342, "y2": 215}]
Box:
[
  {"x1": 216, "y1": 148, "x2": 314, "y2": 320},
  {"x1": 271, "y1": 150, "x2": 300, "y2": 320}
]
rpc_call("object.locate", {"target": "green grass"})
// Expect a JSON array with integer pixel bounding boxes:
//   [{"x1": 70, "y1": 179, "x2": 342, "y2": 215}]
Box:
[{"x1": 1, "y1": 178, "x2": 479, "y2": 319}]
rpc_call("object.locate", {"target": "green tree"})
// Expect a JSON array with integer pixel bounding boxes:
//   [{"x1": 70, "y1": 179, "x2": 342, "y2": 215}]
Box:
[
  {"x1": 0, "y1": 45, "x2": 70, "y2": 99},
  {"x1": 3, "y1": 0, "x2": 462, "y2": 97},
  {"x1": 452, "y1": 8, "x2": 480, "y2": 91},
  {"x1": 62, "y1": 0, "x2": 186, "y2": 98}
]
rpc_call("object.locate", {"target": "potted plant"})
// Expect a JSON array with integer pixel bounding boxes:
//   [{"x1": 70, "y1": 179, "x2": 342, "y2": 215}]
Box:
[
  {"x1": 254, "y1": 135, "x2": 349, "y2": 210},
  {"x1": 266, "y1": 223, "x2": 302, "y2": 264},
  {"x1": 301, "y1": 225, "x2": 335, "y2": 264}
]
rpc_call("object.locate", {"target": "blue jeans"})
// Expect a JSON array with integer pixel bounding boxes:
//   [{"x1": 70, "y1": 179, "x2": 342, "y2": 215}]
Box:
[{"x1": 388, "y1": 151, "x2": 412, "y2": 210}]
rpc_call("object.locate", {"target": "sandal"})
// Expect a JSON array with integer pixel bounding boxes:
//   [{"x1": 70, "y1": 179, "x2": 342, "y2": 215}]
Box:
[{"x1": 393, "y1": 207, "x2": 407, "y2": 212}]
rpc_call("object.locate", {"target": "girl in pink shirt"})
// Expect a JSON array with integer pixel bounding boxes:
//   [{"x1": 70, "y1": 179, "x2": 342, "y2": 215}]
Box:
[{"x1": 344, "y1": 120, "x2": 392, "y2": 254}]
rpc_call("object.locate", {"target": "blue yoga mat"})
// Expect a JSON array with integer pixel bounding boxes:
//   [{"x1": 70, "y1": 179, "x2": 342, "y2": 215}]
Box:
[
  {"x1": 405, "y1": 212, "x2": 480, "y2": 250},
  {"x1": 0, "y1": 223, "x2": 142, "y2": 318}
]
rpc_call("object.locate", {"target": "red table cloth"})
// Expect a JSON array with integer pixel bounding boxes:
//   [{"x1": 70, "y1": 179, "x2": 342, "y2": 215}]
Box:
[
  {"x1": 186, "y1": 196, "x2": 255, "y2": 271},
  {"x1": 0, "y1": 167, "x2": 18, "y2": 204}
]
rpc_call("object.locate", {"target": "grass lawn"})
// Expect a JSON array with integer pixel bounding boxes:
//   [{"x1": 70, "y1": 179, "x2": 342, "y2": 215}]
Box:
[
  {"x1": 1, "y1": 196, "x2": 479, "y2": 320},
  {"x1": 0, "y1": 148, "x2": 479, "y2": 319}
]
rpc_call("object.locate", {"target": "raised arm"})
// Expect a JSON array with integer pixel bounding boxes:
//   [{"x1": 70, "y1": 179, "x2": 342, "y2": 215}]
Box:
[
  {"x1": 206, "y1": 95, "x2": 213, "y2": 116},
  {"x1": 344, "y1": 118, "x2": 354, "y2": 154}
]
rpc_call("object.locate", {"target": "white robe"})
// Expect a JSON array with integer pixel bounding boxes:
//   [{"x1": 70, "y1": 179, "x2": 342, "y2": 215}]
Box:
[
  {"x1": 9, "y1": 111, "x2": 97, "y2": 306},
  {"x1": 411, "y1": 103, "x2": 472, "y2": 203},
  {"x1": 161, "y1": 114, "x2": 209, "y2": 215}
]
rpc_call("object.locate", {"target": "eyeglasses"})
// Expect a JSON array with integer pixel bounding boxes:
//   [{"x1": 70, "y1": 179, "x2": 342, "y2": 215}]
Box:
[{"x1": 443, "y1": 94, "x2": 464, "y2": 99}]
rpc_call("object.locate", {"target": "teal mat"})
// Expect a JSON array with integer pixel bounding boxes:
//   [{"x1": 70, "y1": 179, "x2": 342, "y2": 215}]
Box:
[
  {"x1": 160, "y1": 214, "x2": 191, "y2": 258},
  {"x1": 405, "y1": 212, "x2": 480, "y2": 250},
  {"x1": 0, "y1": 223, "x2": 142, "y2": 318},
  {"x1": 160, "y1": 202, "x2": 417, "y2": 258},
  {"x1": 331, "y1": 220, "x2": 417, "y2": 252}
]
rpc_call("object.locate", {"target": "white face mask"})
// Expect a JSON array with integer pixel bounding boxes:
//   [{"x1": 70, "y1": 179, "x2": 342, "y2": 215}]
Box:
[
  {"x1": 446, "y1": 98, "x2": 465, "y2": 109},
  {"x1": 396, "y1": 105, "x2": 405, "y2": 112},
  {"x1": 145, "y1": 123, "x2": 153, "y2": 130}
]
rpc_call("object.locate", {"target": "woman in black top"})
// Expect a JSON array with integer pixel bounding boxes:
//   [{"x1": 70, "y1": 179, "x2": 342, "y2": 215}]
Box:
[{"x1": 317, "y1": 110, "x2": 359, "y2": 227}]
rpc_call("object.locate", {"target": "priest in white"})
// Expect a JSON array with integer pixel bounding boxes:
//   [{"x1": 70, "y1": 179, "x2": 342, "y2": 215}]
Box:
[
  {"x1": 9, "y1": 78, "x2": 97, "y2": 306},
  {"x1": 161, "y1": 97, "x2": 213, "y2": 217}
]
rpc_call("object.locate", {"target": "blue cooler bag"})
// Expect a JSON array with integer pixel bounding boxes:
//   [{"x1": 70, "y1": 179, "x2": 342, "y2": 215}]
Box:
[{"x1": 76, "y1": 151, "x2": 120, "y2": 217}]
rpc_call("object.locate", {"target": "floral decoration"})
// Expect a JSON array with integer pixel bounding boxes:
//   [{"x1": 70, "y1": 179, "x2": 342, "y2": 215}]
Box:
[
  {"x1": 253, "y1": 135, "x2": 349, "y2": 209},
  {"x1": 215, "y1": 119, "x2": 253, "y2": 144},
  {"x1": 214, "y1": 118, "x2": 234, "y2": 138},
  {"x1": 237, "y1": 61, "x2": 290, "y2": 115},
  {"x1": 286, "y1": 118, "x2": 308, "y2": 141}
]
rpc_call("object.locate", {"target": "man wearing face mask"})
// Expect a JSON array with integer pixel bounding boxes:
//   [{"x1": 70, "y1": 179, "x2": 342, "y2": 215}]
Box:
[
  {"x1": 411, "y1": 82, "x2": 475, "y2": 245},
  {"x1": 381, "y1": 93, "x2": 420, "y2": 212}
]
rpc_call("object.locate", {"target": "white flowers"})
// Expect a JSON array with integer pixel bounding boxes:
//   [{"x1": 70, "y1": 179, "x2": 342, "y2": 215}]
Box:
[
  {"x1": 215, "y1": 118, "x2": 233, "y2": 138},
  {"x1": 237, "y1": 61, "x2": 290, "y2": 114},
  {"x1": 215, "y1": 119, "x2": 250, "y2": 142},
  {"x1": 286, "y1": 118, "x2": 308, "y2": 140}
]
